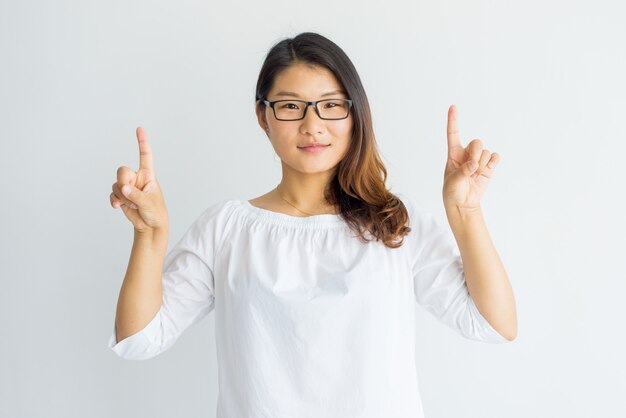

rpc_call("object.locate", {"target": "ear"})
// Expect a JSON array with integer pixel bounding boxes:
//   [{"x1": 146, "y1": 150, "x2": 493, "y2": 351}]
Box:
[{"x1": 255, "y1": 101, "x2": 270, "y2": 132}]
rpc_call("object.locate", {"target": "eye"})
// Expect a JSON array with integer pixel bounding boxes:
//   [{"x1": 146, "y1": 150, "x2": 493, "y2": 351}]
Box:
[
  {"x1": 322, "y1": 100, "x2": 347, "y2": 108},
  {"x1": 280, "y1": 102, "x2": 300, "y2": 109}
]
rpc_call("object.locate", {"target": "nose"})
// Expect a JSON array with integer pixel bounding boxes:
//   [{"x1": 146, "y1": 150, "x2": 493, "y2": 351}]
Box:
[{"x1": 300, "y1": 103, "x2": 324, "y2": 134}]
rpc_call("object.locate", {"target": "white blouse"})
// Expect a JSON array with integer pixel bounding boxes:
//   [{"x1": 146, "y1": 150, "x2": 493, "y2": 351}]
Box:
[{"x1": 108, "y1": 192, "x2": 510, "y2": 418}]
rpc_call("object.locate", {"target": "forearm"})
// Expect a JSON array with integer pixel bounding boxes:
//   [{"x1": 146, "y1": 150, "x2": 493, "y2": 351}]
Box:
[
  {"x1": 445, "y1": 205, "x2": 517, "y2": 341},
  {"x1": 115, "y1": 229, "x2": 169, "y2": 343}
]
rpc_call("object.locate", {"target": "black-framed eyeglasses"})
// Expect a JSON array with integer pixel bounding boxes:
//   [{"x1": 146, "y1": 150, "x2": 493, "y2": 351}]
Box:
[{"x1": 260, "y1": 98, "x2": 353, "y2": 121}]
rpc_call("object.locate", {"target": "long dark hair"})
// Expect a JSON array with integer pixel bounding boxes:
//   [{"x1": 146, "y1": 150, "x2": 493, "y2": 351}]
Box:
[{"x1": 255, "y1": 32, "x2": 411, "y2": 249}]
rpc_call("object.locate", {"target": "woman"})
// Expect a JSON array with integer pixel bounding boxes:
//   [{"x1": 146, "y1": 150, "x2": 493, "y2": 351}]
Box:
[{"x1": 108, "y1": 32, "x2": 517, "y2": 418}]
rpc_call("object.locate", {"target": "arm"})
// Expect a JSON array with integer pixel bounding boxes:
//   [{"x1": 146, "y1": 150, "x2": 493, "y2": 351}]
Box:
[
  {"x1": 114, "y1": 228, "x2": 169, "y2": 343},
  {"x1": 445, "y1": 205, "x2": 517, "y2": 341},
  {"x1": 108, "y1": 201, "x2": 225, "y2": 360}
]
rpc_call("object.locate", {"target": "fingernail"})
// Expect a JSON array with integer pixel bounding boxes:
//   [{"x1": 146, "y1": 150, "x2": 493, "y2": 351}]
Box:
[
  {"x1": 122, "y1": 185, "x2": 131, "y2": 195},
  {"x1": 130, "y1": 203, "x2": 137, "y2": 209},
  {"x1": 488, "y1": 161, "x2": 494, "y2": 168},
  {"x1": 469, "y1": 161, "x2": 478, "y2": 171}
]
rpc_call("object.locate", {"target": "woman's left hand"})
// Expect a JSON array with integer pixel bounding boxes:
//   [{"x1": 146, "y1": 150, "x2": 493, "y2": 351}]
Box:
[{"x1": 442, "y1": 104, "x2": 500, "y2": 212}]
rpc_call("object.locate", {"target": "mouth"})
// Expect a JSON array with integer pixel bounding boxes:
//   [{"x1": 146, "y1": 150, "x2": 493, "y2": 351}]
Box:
[
  {"x1": 297, "y1": 144, "x2": 330, "y2": 148},
  {"x1": 297, "y1": 144, "x2": 331, "y2": 153}
]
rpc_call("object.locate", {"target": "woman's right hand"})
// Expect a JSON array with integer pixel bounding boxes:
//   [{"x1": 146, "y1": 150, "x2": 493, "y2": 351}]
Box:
[{"x1": 110, "y1": 127, "x2": 169, "y2": 234}]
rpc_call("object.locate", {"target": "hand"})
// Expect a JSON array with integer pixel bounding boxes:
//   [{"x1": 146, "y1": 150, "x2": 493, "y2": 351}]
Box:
[
  {"x1": 109, "y1": 127, "x2": 169, "y2": 233},
  {"x1": 442, "y1": 104, "x2": 500, "y2": 212}
]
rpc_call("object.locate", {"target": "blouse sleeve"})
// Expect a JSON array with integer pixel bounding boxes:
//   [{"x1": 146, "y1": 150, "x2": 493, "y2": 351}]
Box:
[
  {"x1": 107, "y1": 199, "x2": 232, "y2": 360},
  {"x1": 397, "y1": 193, "x2": 510, "y2": 344}
]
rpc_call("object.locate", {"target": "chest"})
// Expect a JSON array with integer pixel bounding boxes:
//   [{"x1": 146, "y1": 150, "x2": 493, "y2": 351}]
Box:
[{"x1": 214, "y1": 228, "x2": 413, "y2": 304}]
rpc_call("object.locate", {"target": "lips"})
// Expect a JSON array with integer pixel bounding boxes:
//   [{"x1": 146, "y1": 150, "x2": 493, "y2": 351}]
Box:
[
  {"x1": 298, "y1": 144, "x2": 330, "y2": 148},
  {"x1": 298, "y1": 144, "x2": 330, "y2": 153}
]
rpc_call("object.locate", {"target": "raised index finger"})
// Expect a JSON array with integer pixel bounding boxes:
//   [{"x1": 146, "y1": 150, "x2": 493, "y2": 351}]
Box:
[
  {"x1": 136, "y1": 126, "x2": 154, "y2": 171},
  {"x1": 447, "y1": 104, "x2": 462, "y2": 151}
]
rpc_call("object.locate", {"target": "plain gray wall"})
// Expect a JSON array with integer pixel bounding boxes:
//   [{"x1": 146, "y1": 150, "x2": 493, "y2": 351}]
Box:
[{"x1": 1, "y1": 0, "x2": 625, "y2": 417}]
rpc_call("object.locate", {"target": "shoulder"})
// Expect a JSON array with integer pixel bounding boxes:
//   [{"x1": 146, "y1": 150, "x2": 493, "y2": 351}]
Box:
[
  {"x1": 392, "y1": 192, "x2": 445, "y2": 240},
  {"x1": 393, "y1": 192, "x2": 428, "y2": 220},
  {"x1": 186, "y1": 198, "x2": 242, "y2": 241},
  {"x1": 198, "y1": 197, "x2": 239, "y2": 219}
]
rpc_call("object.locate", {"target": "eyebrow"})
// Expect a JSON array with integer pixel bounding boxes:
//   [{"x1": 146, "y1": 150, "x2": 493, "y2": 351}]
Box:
[{"x1": 274, "y1": 90, "x2": 346, "y2": 98}]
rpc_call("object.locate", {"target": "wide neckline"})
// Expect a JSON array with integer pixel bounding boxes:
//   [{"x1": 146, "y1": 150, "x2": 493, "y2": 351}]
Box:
[{"x1": 237, "y1": 199, "x2": 346, "y2": 228}]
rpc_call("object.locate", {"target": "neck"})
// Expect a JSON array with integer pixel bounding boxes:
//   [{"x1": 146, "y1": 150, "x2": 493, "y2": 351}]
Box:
[{"x1": 275, "y1": 167, "x2": 337, "y2": 215}]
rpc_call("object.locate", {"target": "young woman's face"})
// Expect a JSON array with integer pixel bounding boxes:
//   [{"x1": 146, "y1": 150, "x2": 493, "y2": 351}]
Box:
[{"x1": 256, "y1": 63, "x2": 354, "y2": 176}]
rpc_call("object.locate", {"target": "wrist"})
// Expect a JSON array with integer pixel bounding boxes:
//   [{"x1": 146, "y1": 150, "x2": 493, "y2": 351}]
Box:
[
  {"x1": 134, "y1": 227, "x2": 169, "y2": 245},
  {"x1": 444, "y1": 203, "x2": 483, "y2": 228}
]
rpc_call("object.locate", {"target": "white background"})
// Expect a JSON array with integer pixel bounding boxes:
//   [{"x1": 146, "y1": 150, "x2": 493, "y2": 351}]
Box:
[{"x1": 1, "y1": 0, "x2": 625, "y2": 417}]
